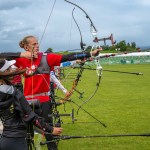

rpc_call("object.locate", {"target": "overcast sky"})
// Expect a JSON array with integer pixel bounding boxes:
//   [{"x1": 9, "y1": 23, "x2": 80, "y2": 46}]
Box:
[{"x1": 0, "y1": 0, "x2": 149, "y2": 52}]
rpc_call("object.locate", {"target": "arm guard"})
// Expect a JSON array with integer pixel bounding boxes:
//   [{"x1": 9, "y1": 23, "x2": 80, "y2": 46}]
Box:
[
  {"x1": 0, "y1": 52, "x2": 21, "y2": 59},
  {"x1": 61, "y1": 52, "x2": 91, "y2": 62}
]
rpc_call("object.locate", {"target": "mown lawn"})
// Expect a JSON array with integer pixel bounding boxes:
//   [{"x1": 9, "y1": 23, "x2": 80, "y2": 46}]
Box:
[{"x1": 36, "y1": 64, "x2": 150, "y2": 150}]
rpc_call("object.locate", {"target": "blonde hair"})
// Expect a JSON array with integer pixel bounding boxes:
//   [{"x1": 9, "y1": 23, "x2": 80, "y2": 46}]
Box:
[{"x1": 19, "y1": 35, "x2": 35, "y2": 48}]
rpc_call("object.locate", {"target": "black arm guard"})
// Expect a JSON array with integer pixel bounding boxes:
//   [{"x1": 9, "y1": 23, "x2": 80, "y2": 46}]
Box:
[
  {"x1": 33, "y1": 115, "x2": 53, "y2": 133},
  {"x1": 0, "y1": 52, "x2": 21, "y2": 59},
  {"x1": 61, "y1": 52, "x2": 91, "y2": 62}
]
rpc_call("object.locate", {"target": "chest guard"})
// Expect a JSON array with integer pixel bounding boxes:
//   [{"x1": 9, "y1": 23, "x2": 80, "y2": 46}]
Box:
[{"x1": 34, "y1": 54, "x2": 50, "y2": 75}]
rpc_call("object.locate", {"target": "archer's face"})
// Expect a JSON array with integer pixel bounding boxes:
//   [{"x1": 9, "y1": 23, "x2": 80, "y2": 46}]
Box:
[{"x1": 25, "y1": 37, "x2": 39, "y2": 52}]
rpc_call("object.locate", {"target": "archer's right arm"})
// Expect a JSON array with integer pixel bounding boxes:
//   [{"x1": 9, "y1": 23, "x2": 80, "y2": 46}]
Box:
[
  {"x1": 0, "y1": 52, "x2": 21, "y2": 59},
  {"x1": 0, "y1": 51, "x2": 38, "y2": 59}
]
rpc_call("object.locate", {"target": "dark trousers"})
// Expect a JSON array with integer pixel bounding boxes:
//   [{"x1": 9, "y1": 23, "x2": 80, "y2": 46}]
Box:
[{"x1": 36, "y1": 101, "x2": 58, "y2": 150}]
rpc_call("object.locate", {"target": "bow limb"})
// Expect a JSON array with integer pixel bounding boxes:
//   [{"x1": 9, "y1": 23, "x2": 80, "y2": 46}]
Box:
[
  {"x1": 59, "y1": 80, "x2": 76, "y2": 104},
  {"x1": 59, "y1": 64, "x2": 85, "y2": 104},
  {"x1": 66, "y1": 0, "x2": 102, "y2": 77},
  {"x1": 76, "y1": 69, "x2": 102, "y2": 114},
  {"x1": 64, "y1": 0, "x2": 97, "y2": 33},
  {"x1": 72, "y1": 8, "x2": 86, "y2": 51},
  {"x1": 76, "y1": 54, "x2": 103, "y2": 113}
]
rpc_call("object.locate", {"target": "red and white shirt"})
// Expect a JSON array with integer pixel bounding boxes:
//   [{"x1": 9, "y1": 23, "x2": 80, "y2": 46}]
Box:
[{"x1": 15, "y1": 52, "x2": 62, "y2": 103}]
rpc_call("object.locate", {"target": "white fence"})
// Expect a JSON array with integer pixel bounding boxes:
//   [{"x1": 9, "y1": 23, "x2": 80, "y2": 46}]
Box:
[{"x1": 93, "y1": 52, "x2": 150, "y2": 65}]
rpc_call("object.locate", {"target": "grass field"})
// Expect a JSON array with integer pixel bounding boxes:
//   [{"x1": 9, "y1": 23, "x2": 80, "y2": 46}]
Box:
[{"x1": 38, "y1": 64, "x2": 150, "y2": 150}]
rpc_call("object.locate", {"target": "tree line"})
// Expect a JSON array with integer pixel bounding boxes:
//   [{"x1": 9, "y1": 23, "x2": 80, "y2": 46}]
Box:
[{"x1": 47, "y1": 40, "x2": 139, "y2": 54}]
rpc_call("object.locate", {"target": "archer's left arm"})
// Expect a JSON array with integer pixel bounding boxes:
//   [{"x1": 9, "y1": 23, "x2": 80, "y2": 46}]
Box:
[
  {"x1": 50, "y1": 71, "x2": 67, "y2": 94},
  {"x1": 61, "y1": 48, "x2": 102, "y2": 62}
]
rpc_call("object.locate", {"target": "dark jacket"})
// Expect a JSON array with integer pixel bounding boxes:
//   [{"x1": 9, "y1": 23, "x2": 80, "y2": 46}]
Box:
[{"x1": 0, "y1": 85, "x2": 53, "y2": 137}]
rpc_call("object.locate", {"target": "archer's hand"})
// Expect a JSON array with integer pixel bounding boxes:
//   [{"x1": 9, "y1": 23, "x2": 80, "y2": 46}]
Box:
[
  {"x1": 65, "y1": 91, "x2": 72, "y2": 97},
  {"x1": 90, "y1": 47, "x2": 103, "y2": 57},
  {"x1": 52, "y1": 127, "x2": 63, "y2": 135},
  {"x1": 20, "y1": 51, "x2": 38, "y2": 59}
]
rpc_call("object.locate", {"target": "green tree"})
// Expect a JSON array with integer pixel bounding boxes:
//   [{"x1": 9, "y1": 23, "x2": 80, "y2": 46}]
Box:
[
  {"x1": 115, "y1": 40, "x2": 127, "y2": 51},
  {"x1": 131, "y1": 42, "x2": 136, "y2": 49},
  {"x1": 45, "y1": 48, "x2": 53, "y2": 53}
]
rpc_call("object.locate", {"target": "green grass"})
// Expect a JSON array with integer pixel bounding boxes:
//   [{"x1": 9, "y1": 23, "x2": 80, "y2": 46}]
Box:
[{"x1": 37, "y1": 64, "x2": 150, "y2": 150}]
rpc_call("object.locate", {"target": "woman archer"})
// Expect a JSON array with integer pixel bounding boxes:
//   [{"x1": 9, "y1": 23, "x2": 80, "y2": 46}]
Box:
[{"x1": 0, "y1": 35, "x2": 102, "y2": 150}]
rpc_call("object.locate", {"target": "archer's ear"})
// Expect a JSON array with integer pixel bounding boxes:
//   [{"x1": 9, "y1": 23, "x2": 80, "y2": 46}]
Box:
[{"x1": 24, "y1": 46, "x2": 29, "y2": 51}]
